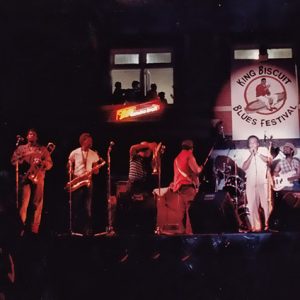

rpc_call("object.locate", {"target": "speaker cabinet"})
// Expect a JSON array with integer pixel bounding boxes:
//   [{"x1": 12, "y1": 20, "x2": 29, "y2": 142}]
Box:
[
  {"x1": 189, "y1": 191, "x2": 239, "y2": 233},
  {"x1": 154, "y1": 188, "x2": 182, "y2": 234},
  {"x1": 269, "y1": 191, "x2": 300, "y2": 231}
]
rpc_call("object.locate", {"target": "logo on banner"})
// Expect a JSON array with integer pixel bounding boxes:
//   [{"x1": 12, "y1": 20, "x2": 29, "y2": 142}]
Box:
[
  {"x1": 244, "y1": 76, "x2": 286, "y2": 114},
  {"x1": 232, "y1": 65, "x2": 297, "y2": 128}
]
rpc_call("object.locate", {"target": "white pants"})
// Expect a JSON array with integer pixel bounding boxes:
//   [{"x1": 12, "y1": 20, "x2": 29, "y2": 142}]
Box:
[
  {"x1": 246, "y1": 182, "x2": 271, "y2": 231},
  {"x1": 257, "y1": 95, "x2": 279, "y2": 109}
]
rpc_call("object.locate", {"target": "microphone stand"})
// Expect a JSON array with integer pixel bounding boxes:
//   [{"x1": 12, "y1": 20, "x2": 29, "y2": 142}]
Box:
[
  {"x1": 94, "y1": 142, "x2": 115, "y2": 236},
  {"x1": 14, "y1": 137, "x2": 23, "y2": 210},
  {"x1": 154, "y1": 145, "x2": 165, "y2": 235},
  {"x1": 58, "y1": 162, "x2": 83, "y2": 237}
]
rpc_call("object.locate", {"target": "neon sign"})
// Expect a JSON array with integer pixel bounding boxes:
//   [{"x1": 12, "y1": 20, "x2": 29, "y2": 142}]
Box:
[{"x1": 115, "y1": 100, "x2": 161, "y2": 121}]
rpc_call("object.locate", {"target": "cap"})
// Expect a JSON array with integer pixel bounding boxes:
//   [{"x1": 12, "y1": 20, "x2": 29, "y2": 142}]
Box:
[
  {"x1": 79, "y1": 133, "x2": 92, "y2": 146},
  {"x1": 280, "y1": 142, "x2": 297, "y2": 155}
]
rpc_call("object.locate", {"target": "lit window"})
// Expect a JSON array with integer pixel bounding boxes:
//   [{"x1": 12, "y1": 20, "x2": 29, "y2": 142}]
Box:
[
  {"x1": 146, "y1": 53, "x2": 171, "y2": 64},
  {"x1": 268, "y1": 48, "x2": 292, "y2": 59},
  {"x1": 234, "y1": 49, "x2": 259, "y2": 60},
  {"x1": 234, "y1": 48, "x2": 293, "y2": 60},
  {"x1": 114, "y1": 54, "x2": 139, "y2": 65}
]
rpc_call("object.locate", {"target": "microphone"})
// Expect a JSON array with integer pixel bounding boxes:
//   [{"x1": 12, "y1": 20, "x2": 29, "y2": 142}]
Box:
[
  {"x1": 16, "y1": 135, "x2": 24, "y2": 146},
  {"x1": 109, "y1": 141, "x2": 115, "y2": 147},
  {"x1": 264, "y1": 134, "x2": 266, "y2": 143},
  {"x1": 16, "y1": 135, "x2": 24, "y2": 141}
]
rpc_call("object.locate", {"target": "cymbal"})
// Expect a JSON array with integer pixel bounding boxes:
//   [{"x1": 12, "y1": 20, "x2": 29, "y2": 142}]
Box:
[{"x1": 215, "y1": 155, "x2": 236, "y2": 173}]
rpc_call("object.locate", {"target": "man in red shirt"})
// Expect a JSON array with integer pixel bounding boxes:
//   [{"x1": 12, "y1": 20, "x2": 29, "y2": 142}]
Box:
[
  {"x1": 172, "y1": 140, "x2": 203, "y2": 234},
  {"x1": 256, "y1": 78, "x2": 278, "y2": 110}
]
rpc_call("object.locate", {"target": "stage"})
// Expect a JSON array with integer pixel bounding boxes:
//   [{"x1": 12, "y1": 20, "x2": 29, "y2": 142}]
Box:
[{"x1": 5, "y1": 231, "x2": 300, "y2": 300}]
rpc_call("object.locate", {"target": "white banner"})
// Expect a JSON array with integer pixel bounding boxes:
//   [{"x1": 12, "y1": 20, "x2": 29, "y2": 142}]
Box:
[{"x1": 231, "y1": 60, "x2": 299, "y2": 140}]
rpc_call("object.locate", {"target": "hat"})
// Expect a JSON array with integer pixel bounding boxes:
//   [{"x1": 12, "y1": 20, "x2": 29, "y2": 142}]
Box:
[
  {"x1": 181, "y1": 139, "x2": 194, "y2": 149},
  {"x1": 280, "y1": 142, "x2": 297, "y2": 155},
  {"x1": 79, "y1": 133, "x2": 91, "y2": 146}
]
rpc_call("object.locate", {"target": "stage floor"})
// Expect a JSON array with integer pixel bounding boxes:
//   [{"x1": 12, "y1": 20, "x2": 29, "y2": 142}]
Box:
[{"x1": 4, "y1": 231, "x2": 300, "y2": 300}]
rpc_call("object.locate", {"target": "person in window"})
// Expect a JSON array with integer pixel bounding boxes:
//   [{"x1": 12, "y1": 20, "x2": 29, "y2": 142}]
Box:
[
  {"x1": 112, "y1": 81, "x2": 125, "y2": 104},
  {"x1": 146, "y1": 83, "x2": 158, "y2": 100},
  {"x1": 158, "y1": 92, "x2": 168, "y2": 104},
  {"x1": 125, "y1": 80, "x2": 143, "y2": 103}
]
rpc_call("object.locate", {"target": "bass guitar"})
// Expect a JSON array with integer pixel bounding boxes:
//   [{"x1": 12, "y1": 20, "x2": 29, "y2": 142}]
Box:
[{"x1": 273, "y1": 171, "x2": 300, "y2": 191}]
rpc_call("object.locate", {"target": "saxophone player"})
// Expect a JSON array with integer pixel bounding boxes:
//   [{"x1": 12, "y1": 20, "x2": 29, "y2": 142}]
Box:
[
  {"x1": 67, "y1": 133, "x2": 104, "y2": 236},
  {"x1": 11, "y1": 128, "x2": 53, "y2": 235}
]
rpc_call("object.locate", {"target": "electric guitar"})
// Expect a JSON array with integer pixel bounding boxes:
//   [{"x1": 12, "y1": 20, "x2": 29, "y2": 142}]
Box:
[{"x1": 273, "y1": 171, "x2": 300, "y2": 191}]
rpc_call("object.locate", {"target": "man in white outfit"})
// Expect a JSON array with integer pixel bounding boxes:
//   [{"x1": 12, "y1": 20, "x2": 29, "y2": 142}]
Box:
[{"x1": 242, "y1": 135, "x2": 272, "y2": 231}]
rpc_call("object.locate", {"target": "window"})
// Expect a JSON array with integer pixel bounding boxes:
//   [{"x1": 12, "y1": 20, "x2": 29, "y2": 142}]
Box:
[
  {"x1": 114, "y1": 54, "x2": 139, "y2": 65},
  {"x1": 234, "y1": 48, "x2": 293, "y2": 60},
  {"x1": 111, "y1": 49, "x2": 174, "y2": 104}
]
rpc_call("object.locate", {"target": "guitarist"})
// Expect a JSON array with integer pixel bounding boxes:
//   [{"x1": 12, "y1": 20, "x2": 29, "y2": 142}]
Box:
[
  {"x1": 273, "y1": 142, "x2": 300, "y2": 191},
  {"x1": 68, "y1": 133, "x2": 103, "y2": 235},
  {"x1": 11, "y1": 128, "x2": 53, "y2": 235},
  {"x1": 172, "y1": 140, "x2": 203, "y2": 234}
]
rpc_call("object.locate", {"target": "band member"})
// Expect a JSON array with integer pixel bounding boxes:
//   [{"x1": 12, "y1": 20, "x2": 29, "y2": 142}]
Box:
[
  {"x1": 242, "y1": 135, "x2": 272, "y2": 231},
  {"x1": 273, "y1": 142, "x2": 300, "y2": 190},
  {"x1": 172, "y1": 140, "x2": 203, "y2": 234},
  {"x1": 119, "y1": 141, "x2": 157, "y2": 233},
  {"x1": 67, "y1": 133, "x2": 103, "y2": 235},
  {"x1": 11, "y1": 129, "x2": 53, "y2": 234},
  {"x1": 128, "y1": 141, "x2": 158, "y2": 194}
]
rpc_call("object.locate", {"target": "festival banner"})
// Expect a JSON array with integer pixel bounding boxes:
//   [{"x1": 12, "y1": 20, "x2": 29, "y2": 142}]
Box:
[{"x1": 231, "y1": 60, "x2": 299, "y2": 140}]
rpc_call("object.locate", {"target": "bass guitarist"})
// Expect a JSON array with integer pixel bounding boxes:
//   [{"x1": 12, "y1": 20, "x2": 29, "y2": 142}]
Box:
[
  {"x1": 11, "y1": 128, "x2": 53, "y2": 235},
  {"x1": 273, "y1": 142, "x2": 300, "y2": 191},
  {"x1": 67, "y1": 132, "x2": 104, "y2": 235}
]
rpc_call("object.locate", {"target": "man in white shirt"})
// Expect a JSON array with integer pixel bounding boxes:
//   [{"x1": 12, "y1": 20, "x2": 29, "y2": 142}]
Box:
[
  {"x1": 242, "y1": 135, "x2": 272, "y2": 231},
  {"x1": 68, "y1": 133, "x2": 104, "y2": 235}
]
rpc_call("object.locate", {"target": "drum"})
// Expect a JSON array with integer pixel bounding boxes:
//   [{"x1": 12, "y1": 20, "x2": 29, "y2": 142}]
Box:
[{"x1": 223, "y1": 175, "x2": 245, "y2": 197}]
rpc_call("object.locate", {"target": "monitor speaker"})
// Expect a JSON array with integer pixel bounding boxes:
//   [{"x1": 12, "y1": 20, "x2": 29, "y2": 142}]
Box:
[{"x1": 189, "y1": 191, "x2": 239, "y2": 233}]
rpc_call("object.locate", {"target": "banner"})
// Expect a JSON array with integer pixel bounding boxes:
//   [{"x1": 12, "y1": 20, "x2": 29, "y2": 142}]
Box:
[{"x1": 231, "y1": 60, "x2": 299, "y2": 140}]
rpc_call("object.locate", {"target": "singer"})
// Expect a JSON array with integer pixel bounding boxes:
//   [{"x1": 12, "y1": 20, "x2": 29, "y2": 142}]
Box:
[
  {"x1": 11, "y1": 128, "x2": 53, "y2": 235},
  {"x1": 241, "y1": 135, "x2": 272, "y2": 232},
  {"x1": 67, "y1": 133, "x2": 104, "y2": 235}
]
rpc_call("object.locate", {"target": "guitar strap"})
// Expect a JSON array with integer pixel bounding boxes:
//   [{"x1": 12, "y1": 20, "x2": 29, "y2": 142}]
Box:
[
  {"x1": 174, "y1": 158, "x2": 198, "y2": 193},
  {"x1": 175, "y1": 158, "x2": 193, "y2": 183}
]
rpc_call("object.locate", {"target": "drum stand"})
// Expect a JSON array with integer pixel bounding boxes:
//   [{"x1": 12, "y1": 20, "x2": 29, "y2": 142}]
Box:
[
  {"x1": 94, "y1": 142, "x2": 116, "y2": 237},
  {"x1": 232, "y1": 158, "x2": 250, "y2": 232}
]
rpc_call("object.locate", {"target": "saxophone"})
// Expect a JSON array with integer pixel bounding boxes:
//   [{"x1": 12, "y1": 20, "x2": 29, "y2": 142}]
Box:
[
  {"x1": 65, "y1": 160, "x2": 106, "y2": 192},
  {"x1": 26, "y1": 142, "x2": 55, "y2": 183}
]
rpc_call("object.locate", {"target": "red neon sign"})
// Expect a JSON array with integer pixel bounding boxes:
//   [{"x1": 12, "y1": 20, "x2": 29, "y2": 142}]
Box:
[{"x1": 115, "y1": 100, "x2": 161, "y2": 121}]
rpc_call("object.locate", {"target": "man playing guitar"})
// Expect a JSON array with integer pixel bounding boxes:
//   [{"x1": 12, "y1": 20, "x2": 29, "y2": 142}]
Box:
[
  {"x1": 273, "y1": 142, "x2": 300, "y2": 191},
  {"x1": 172, "y1": 140, "x2": 203, "y2": 234}
]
